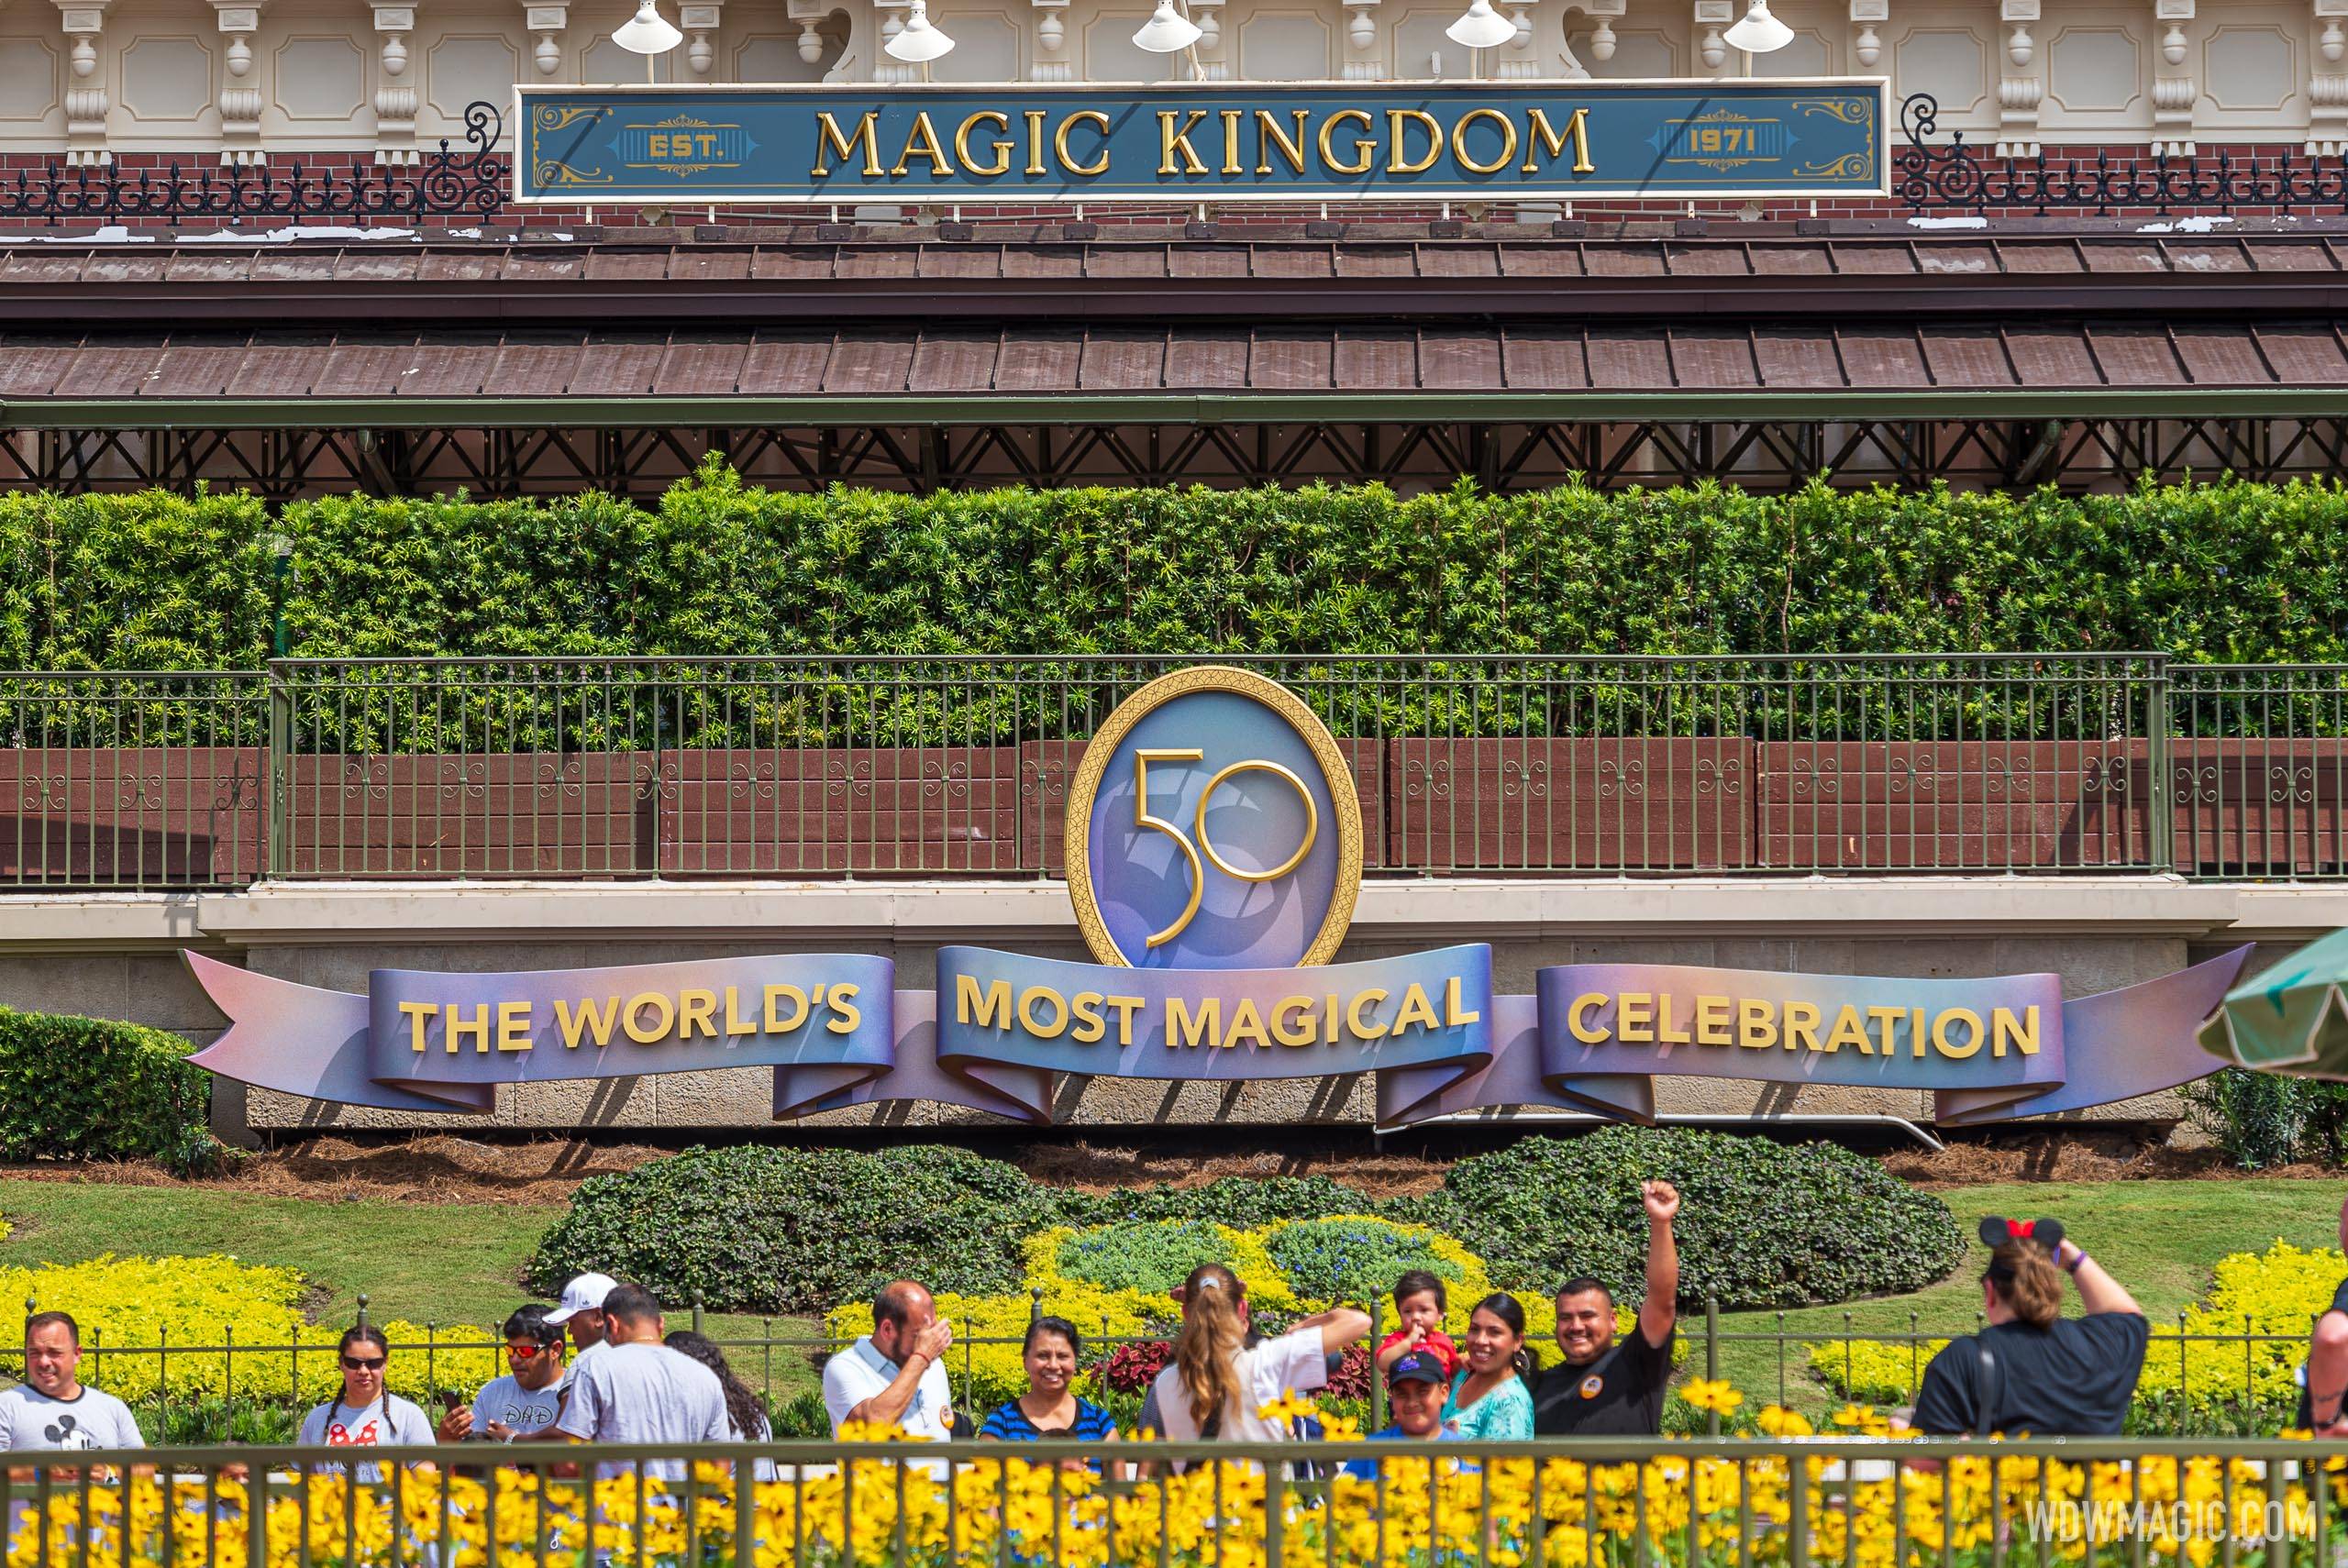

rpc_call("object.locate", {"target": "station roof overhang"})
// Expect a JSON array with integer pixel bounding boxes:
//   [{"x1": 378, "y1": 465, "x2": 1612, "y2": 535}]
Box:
[{"x1": 7, "y1": 229, "x2": 2348, "y2": 427}]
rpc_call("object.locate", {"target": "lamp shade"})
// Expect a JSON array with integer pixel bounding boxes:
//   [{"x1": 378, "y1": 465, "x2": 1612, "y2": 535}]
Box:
[
  {"x1": 611, "y1": 0, "x2": 683, "y2": 53},
  {"x1": 1132, "y1": 0, "x2": 1202, "y2": 54},
  {"x1": 1722, "y1": 0, "x2": 1795, "y2": 52},
  {"x1": 884, "y1": 0, "x2": 957, "y2": 61},
  {"x1": 1444, "y1": 0, "x2": 1516, "y2": 50}
]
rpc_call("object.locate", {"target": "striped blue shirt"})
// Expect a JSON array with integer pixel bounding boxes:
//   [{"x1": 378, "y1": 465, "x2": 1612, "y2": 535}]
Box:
[{"x1": 979, "y1": 1397, "x2": 1118, "y2": 1442}]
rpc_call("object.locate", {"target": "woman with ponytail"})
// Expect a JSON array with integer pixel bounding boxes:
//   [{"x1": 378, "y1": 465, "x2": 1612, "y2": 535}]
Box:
[
  {"x1": 1145, "y1": 1264, "x2": 1371, "y2": 1442},
  {"x1": 1911, "y1": 1218, "x2": 2147, "y2": 1437},
  {"x1": 1443, "y1": 1294, "x2": 1536, "y2": 1442}
]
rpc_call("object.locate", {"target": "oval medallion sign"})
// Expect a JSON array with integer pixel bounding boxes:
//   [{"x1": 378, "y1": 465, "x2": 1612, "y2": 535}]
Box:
[{"x1": 1064, "y1": 667, "x2": 1364, "y2": 971}]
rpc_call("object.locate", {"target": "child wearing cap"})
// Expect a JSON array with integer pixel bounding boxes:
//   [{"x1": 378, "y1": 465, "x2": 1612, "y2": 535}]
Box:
[
  {"x1": 1376, "y1": 1270, "x2": 1460, "y2": 1379},
  {"x1": 1339, "y1": 1349, "x2": 1460, "y2": 1477}
]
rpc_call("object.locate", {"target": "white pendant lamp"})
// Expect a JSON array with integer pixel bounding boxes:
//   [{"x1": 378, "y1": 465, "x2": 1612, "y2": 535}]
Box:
[
  {"x1": 1722, "y1": 0, "x2": 1794, "y2": 53},
  {"x1": 885, "y1": 0, "x2": 958, "y2": 61},
  {"x1": 1445, "y1": 0, "x2": 1516, "y2": 51},
  {"x1": 611, "y1": 0, "x2": 684, "y2": 56},
  {"x1": 1132, "y1": 0, "x2": 1202, "y2": 55}
]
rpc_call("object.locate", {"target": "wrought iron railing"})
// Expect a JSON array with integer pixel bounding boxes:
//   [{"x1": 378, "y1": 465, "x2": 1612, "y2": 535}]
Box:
[
  {"x1": 1895, "y1": 91, "x2": 2348, "y2": 216},
  {"x1": 1, "y1": 655, "x2": 2342, "y2": 887},
  {"x1": 1, "y1": 1432, "x2": 2342, "y2": 1568},
  {"x1": 0, "y1": 103, "x2": 504, "y2": 230}
]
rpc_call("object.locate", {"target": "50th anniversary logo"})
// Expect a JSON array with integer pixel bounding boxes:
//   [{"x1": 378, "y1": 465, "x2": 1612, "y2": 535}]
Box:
[{"x1": 186, "y1": 668, "x2": 2247, "y2": 1128}]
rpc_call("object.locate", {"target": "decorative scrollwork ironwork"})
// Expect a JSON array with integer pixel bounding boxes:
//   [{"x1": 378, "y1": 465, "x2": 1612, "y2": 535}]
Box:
[
  {"x1": 1898, "y1": 90, "x2": 2348, "y2": 216},
  {"x1": 0, "y1": 101, "x2": 504, "y2": 229}
]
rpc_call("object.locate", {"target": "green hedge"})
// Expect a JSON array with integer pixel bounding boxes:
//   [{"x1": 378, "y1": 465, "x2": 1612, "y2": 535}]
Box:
[
  {"x1": 527, "y1": 1133, "x2": 1962, "y2": 1317},
  {"x1": 5, "y1": 469, "x2": 2348, "y2": 668},
  {"x1": 0, "y1": 1009, "x2": 221, "y2": 1176}
]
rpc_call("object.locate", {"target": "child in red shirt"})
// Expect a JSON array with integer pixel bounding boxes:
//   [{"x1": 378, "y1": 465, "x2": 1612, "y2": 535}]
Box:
[{"x1": 1376, "y1": 1269, "x2": 1460, "y2": 1378}]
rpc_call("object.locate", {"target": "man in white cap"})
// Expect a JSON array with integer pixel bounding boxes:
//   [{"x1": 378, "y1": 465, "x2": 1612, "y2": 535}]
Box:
[{"x1": 515, "y1": 1271, "x2": 615, "y2": 1441}]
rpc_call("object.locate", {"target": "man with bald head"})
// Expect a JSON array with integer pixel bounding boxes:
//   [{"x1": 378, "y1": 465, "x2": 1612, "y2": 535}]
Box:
[{"x1": 822, "y1": 1279, "x2": 956, "y2": 1441}]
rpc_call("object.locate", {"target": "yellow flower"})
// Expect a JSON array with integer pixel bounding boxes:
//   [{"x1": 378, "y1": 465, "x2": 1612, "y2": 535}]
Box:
[{"x1": 1680, "y1": 1377, "x2": 1746, "y2": 1413}]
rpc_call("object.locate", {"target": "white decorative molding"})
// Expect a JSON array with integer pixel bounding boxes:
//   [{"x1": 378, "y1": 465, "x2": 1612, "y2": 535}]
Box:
[
  {"x1": 2313, "y1": 0, "x2": 2348, "y2": 150},
  {"x1": 1027, "y1": 0, "x2": 1067, "y2": 80},
  {"x1": 208, "y1": 0, "x2": 269, "y2": 163},
  {"x1": 1498, "y1": 0, "x2": 1536, "y2": 77},
  {"x1": 1996, "y1": 0, "x2": 2039, "y2": 154},
  {"x1": 52, "y1": 0, "x2": 110, "y2": 163},
  {"x1": 1340, "y1": 0, "x2": 1378, "y2": 79},
  {"x1": 679, "y1": 0, "x2": 718, "y2": 72},
  {"x1": 1693, "y1": 0, "x2": 1730, "y2": 70},
  {"x1": 1847, "y1": 0, "x2": 1883, "y2": 67},
  {"x1": 524, "y1": 3, "x2": 566, "y2": 74},
  {"x1": 2151, "y1": 0, "x2": 2194, "y2": 153},
  {"x1": 371, "y1": 3, "x2": 415, "y2": 163}
]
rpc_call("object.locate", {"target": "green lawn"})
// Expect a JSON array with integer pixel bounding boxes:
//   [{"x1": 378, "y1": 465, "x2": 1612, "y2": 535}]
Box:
[
  {"x1": 0, "y1": 1179, "x2": 829, "y2": 1403},
  {"x1": 2, "y1": 1173, "x2": 2340, "y2": 1419},
  {"x1": 1708, "y1": 1178, "x2": 2345, "y2": 1410}
]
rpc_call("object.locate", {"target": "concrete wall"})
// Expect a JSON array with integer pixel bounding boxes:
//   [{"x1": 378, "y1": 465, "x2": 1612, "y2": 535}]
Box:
[{"x1": 6, "y1": 877, "x2": 2338, "y2": 1143}]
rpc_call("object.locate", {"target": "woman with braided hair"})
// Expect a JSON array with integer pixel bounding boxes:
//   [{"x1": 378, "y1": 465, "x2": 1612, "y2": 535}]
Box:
[{"x1": 1910, "y1": 1217, "x2": 2147, "y2": 1438}]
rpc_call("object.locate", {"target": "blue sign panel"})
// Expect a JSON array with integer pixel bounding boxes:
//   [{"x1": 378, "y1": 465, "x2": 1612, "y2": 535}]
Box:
[{"x1": 515, "y1": 80, "x2": 1887, "y2": 204}]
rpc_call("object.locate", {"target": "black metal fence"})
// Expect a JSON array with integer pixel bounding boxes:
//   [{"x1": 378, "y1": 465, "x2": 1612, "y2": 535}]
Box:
[{"x1": 0, "y1": 655, "x2": 2340, "y2": 889}]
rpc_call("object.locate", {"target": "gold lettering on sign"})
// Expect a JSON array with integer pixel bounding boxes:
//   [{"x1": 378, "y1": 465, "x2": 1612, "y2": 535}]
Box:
[
  {"x1": 1317, "y1": 108, "x2": 1376, "y2": 176},
  {"x1": 1255, "y1": 108, "x2": 1312, "y2": 175},
  {"x1": 956, "y1": 110, "x2": 1012, "y2": 176},
  {"x1": 1386, "y1": 109, "x2": 1442, "y2": 174},
  {"x1": 1159, "y1": 109, "x2": 1210, "y2": 175},
  {"x1": 812, "y1": 110, "x2": 883, "y2": 177},
  {"x1": 1524, "y1": 106, "x2": 1596, "y2": 173},
  {"x1": 892, "y1": 110, "x2": 952, "y2": 176},
  {"x1": 1055, "y1": 109, "x2": 1111, "y2": 175},
  {"x1": 1452, "y1": 106, "x2": 1519, "y2": 175},
  {"x1": 1024, "y1": 109, "x2": 1049, "y2": 175}
]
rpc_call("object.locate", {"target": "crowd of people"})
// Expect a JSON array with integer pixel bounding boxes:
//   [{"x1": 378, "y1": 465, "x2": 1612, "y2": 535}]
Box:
[{"x1": 15, "y1": 1172, "x2": 2318, "y2": 1463}]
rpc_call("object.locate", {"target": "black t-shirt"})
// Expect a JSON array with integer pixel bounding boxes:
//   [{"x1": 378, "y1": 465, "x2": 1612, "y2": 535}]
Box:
[
  {"x1": 1911, "y1": 1313, "x2": 2149, "y2": 1437},
  {"x1": 2290, "y1": 1277, "x2": 2348, "y2": 1429},
  {"x1": 1532, "y1": 1326, "x2": 1674, "y2": 1436}
]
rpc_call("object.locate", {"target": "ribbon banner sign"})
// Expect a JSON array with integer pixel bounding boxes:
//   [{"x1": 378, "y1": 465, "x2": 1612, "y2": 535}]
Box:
[
  {"x1": 515, "y1": 80, "x2": 1889, "y2": 205},
  {"x1": 187, "y1": 665, "x2": 2250, "y2": 1128}
]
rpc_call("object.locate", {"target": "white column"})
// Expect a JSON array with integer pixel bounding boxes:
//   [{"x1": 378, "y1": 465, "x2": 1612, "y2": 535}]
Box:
[
  {"x1": 1191, "y1": 0, "x2": 1226, "y2": 79},
  {"x1": 1997, "y1": 0, "x2": 2041, "y2": 155},
  {"x1": 1848, "y1": 0, "x2": 1884, "y2": 69},
  {"x1": 371, "y1": 3, "x2": 417, "y2": 165},
  {"x1": 1694, "y1": 0, "x2": 1732, "y2": 72},
  {"x1": 53, "y1": 0, "x2": 112, "y2": 167},
  {"x1": 209, "y1": 0, "x2": 268, "y2": 165}
]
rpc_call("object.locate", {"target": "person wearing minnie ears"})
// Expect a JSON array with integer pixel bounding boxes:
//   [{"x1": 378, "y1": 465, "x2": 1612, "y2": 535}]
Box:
[
  {"x1": 1532, "y1": 1179, "x2": 1679, "y2": 1437},
  {"x1": 1909, "y1": 1218, "x2": 2146, "y2": 1437},
  {"x1": 0, "y1": 1312, "x2": 143, "y2": 1479},
  {"x1": 2292, "y1": 1189, "x2": 2348, "y2": 1433}
]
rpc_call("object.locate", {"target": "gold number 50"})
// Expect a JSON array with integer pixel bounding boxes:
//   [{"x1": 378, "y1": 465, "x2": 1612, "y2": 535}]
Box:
[{"x1": 1133, "y1": 748, "x2": 1320, "y2": 949}]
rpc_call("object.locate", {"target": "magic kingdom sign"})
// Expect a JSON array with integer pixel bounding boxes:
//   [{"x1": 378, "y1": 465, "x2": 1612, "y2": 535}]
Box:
[
  {"x1": 187, "y1": 667, "x2": 2243, "y2": 1129},
  {"x1": 514, "y1": 79, "x2": 1889, "y2": 204}
]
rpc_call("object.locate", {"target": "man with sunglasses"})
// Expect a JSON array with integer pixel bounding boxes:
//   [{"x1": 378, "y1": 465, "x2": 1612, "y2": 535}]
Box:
[{"x1": 438, "y1": 1306, "x2": 565, "y2": 1443}]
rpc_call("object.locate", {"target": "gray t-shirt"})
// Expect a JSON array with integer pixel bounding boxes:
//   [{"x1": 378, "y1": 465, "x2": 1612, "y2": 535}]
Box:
[
  {"x1": 0, "y1": 1385, "x2": 144, "y2": 1452},
  {"x1": 554, "y1": 1341, "x2": 728, "y2": 1479},
  {"x1": 298, "y1": 1395, "x2": 437, "y2": 1449},
  {"x1": 469, "y1": 1375, "x2": 562, "y2": 1439}
]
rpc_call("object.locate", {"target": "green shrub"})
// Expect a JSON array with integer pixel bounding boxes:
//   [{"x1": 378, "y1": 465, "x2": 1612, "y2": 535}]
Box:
[
  {"x1": 0, "y1": 1009, "x2": 221, "y2": 1176},
  {"x1": 1053, "y1": 1175, "x2": 1379, "y2": 1231},
  {"x1": 9, "y1": 470, "x2": 2348, "y2": 672},
  {"x1": 2177, "y1": 1068, "x2": 2348, "y2": 1168},
  {"x1": 1401, "y1": 1128, "x2": 1965, "y2": 1310},
  {"x1": 1054, "y1": 1220, "x2": 1233, "y2": 1295},
  {"x1": 1264, "y1": 1216, "x2": 1460, "y2": 1304},
  {"x1": 525, "y1": 1143, "x2": 1058, "y2": 1315}
]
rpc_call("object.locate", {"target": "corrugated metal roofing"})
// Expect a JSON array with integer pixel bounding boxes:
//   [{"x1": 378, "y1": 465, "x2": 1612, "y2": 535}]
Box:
[{"x1": 4, "y1": 322, "x2": 2342, "y2": 398}]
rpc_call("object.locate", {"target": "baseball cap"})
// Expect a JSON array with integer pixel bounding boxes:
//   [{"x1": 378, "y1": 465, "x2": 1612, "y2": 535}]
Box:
[
  {"x1": 1387, "y1": 1350, "x2": 1446, "y2": 1387},
  {"x1": 543, "y1": 1273, "x2": 617, "y2": 1324}
]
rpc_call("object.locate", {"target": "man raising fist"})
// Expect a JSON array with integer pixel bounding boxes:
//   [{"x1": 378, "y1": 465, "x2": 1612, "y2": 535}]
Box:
[{"x1": 1532, "y1": 1178, "x2": 1680, "y2": 1436}]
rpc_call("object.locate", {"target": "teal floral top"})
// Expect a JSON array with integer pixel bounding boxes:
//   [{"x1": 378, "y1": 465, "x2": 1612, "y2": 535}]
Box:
[{"x1": 1443, "y1": 1370, "x2": 1534, "y2": 1441}]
